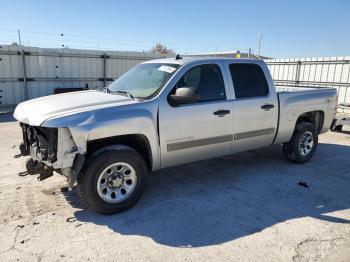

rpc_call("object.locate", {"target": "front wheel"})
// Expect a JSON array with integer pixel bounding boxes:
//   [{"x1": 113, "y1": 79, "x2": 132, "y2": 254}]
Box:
[
  {"x1": 283, "y1": 121, "x2": 318, "y2": 164},
  {"x1": 77, "y1": 145, "x2": 148, "y2": 215}
]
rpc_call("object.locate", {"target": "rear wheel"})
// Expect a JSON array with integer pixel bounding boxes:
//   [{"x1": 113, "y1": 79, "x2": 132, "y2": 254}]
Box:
[
  {"x1": 283, "y1": 121, "x2": 318, "y2": 164},
  {"x1": 77, "y1": 145, "x2": 148, "y2": 215}
]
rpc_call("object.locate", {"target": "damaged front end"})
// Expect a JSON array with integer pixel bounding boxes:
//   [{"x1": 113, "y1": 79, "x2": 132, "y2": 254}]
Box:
[
  {"x1": 20, "y1": 123, "x2": 57, "y2": 180},
  {"x1": 19, "y1": 123, "x2": 83, "y2": 188}
]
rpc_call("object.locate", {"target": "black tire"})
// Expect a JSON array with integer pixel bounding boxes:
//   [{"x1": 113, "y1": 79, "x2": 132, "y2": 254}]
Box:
[
  {"x1": 330, "y1": 119, "x2": 343, "y2": 132},
  {"x1": 333, "y1": 125, "x2": 343, "y2": 132},
  {"x1": 77, "y1": 145, "x2": 148, "y2": 215},
  {"x1": 282, "y1": 121, "x2": 318, "y2": 164}
]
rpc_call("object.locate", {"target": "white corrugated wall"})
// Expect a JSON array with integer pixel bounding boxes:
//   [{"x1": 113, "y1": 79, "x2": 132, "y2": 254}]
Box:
[
  {"x1": 1, "y1": 46, "x2": 349, "y2": 113},
  {"x1": 0, "y1": 45, "x2": 161, "y2": 107}
]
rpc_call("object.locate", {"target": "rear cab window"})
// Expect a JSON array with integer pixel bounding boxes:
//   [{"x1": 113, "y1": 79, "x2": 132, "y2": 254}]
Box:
[{"x1": 229, "y1": 63, "x2": 269, "y2": 99}]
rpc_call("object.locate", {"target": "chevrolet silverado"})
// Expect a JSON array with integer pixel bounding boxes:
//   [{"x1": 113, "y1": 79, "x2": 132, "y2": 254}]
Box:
[{"x1": 13, "y1": 57, "x2": 337, "y2": 214}]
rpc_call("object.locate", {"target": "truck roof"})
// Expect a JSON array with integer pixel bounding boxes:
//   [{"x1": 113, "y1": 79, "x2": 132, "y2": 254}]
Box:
[{"x1": 142, "y1": 56, "x2": 263, "y2": 66}]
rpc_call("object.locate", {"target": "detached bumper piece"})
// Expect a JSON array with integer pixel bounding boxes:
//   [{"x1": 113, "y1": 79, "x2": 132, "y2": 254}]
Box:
[
  {"x1": 25, "y1": 159, "x2": 53, "y2": 181},
  {"x1": 38, "y1": 168, "x2": 53, "y2": 181}
]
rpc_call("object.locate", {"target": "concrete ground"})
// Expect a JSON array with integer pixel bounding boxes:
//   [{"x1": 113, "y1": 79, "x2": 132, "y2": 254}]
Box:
[{"x1": 0, "y1": 113, "x2": 349, "y2": 262}]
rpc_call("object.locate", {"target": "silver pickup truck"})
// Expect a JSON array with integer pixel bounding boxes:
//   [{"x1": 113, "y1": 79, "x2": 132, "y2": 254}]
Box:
[{"x1": 14, "y1": 57, "x2": 337, "y2": 214}]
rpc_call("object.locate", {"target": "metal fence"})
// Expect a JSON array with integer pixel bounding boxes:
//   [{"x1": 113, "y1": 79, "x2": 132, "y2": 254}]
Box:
[
  {"x1": 0, "y1": 45, "x2": 161, "y2": 108},
  {"x1": 1, "y1": 46, "x2": 350, "y2": 114},
  {"x1": 265, "y1": 57, "x2": 350, "y2": 113}
]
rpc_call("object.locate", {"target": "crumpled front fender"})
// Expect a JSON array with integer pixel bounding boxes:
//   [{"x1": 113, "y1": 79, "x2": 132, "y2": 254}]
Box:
[{"x1": 42, "y1": 101, "x2": 160, "y2": 169}]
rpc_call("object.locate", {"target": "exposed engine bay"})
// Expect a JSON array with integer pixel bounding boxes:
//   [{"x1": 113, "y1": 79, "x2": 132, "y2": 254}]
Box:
[
  {"x1": 20, "y1": 123, "x2": 58, "y2": 163},
  {"x1": 19, "y1": 123, "x2": 79, "y2": 182}
]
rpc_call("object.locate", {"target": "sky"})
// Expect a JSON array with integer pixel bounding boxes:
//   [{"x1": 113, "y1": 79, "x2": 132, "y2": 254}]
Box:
[{"x1": 1, "y1": 0, "x2": 349, "y2": 58}]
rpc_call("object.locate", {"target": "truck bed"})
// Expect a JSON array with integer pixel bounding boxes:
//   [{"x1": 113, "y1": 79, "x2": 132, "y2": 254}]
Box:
[
  {"x1": 273, "y1": 85, "x2": 337, "y2": 145},
  {"x1": 276, "y1": 85, "x2": 335, "y2": 93}
]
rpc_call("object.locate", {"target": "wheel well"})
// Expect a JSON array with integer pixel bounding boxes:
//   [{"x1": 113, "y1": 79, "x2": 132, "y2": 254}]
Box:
[
  {"x1": 87, "y1": 134, "x2": 152, "y2": 171},
  {"x1": 296, "y1": 110, "x2": 324, "y2": 133}
]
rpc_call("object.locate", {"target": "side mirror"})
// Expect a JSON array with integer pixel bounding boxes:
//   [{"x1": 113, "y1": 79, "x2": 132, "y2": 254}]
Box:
[{"x1": 168, "y1": 87, "x2": 199, "y2": 106}]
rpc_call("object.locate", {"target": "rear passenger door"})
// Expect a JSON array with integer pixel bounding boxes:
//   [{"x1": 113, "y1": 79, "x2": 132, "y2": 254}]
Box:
[{"x1": 226, "y1": 62, "x2": 278, "y2": 152}]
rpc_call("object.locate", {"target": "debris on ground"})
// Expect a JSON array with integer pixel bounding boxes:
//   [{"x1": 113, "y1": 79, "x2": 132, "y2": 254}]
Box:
[
  {"x1": 61, "y1": 187, "x2": 69, "y2": 192},
  {"x1": 20, "y1": 239, "x2": 30, "y2": 244},
  {"x1": 18, "y1": 171, "x2": 28, "y2": 177},
  {"x1": 66, "y1": 217, "x2": 77, "y2": 223},
  {"x1": 298, "y1": 181, "x2": 309, "y2": 188}
]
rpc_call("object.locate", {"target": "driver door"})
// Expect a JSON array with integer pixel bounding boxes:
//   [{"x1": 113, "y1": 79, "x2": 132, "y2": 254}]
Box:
[{"x1": 158, "y1": 63, "x2": 234, "y2": 168}]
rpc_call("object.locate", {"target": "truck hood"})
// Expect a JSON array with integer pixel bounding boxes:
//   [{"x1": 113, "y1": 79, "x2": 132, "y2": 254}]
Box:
[{"x1": 13, "y1": 90, "x2": 135, "y2": 126}]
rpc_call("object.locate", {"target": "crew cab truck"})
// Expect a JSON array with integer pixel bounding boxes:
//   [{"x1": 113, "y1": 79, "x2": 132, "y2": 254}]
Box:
[{"x1": 14, "y1": 57, "x2": 337, "y2": 214}]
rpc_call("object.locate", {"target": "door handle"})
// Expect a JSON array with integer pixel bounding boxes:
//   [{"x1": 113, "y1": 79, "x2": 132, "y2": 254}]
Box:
[
  {"x1": 214, "y1": 110, "x2": 231, "y2": 117},
  {"x1": 261, "y1": 104, "x2": 274, "y2": 111}
]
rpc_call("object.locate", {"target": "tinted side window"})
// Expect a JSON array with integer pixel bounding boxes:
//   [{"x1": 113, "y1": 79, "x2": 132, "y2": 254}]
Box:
[
  {"x1": 229, "y1": 64, "x2": 269, "y2": 98},
  {"x1": 174, "y1": 64, "x2": 226, "y2": 102}
]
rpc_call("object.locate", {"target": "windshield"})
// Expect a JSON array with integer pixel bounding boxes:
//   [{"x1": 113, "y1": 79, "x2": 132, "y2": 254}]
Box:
[{"x1": 107, "y1": 63, "x2": 180, "y2": 99}]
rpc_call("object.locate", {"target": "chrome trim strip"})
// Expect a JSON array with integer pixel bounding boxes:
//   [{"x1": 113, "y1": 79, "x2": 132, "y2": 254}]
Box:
[
  {"x1": 167, "y1": 134, "x2": 233, "y2": 152},
  {"x1": 234, "y1": 128, "x2": 275, "y2": 140}
]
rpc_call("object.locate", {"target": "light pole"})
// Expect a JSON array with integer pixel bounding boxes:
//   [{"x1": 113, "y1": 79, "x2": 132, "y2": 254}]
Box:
[
  {"x1": 258, "y1": 33, "x2": 263, "y2": 58},
  {"x1": 17, "y1": 29, "x2": 22, "y2": 46},
  {"x1": 60, "y1": 33, "x2": 64, "y2": 48}
]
